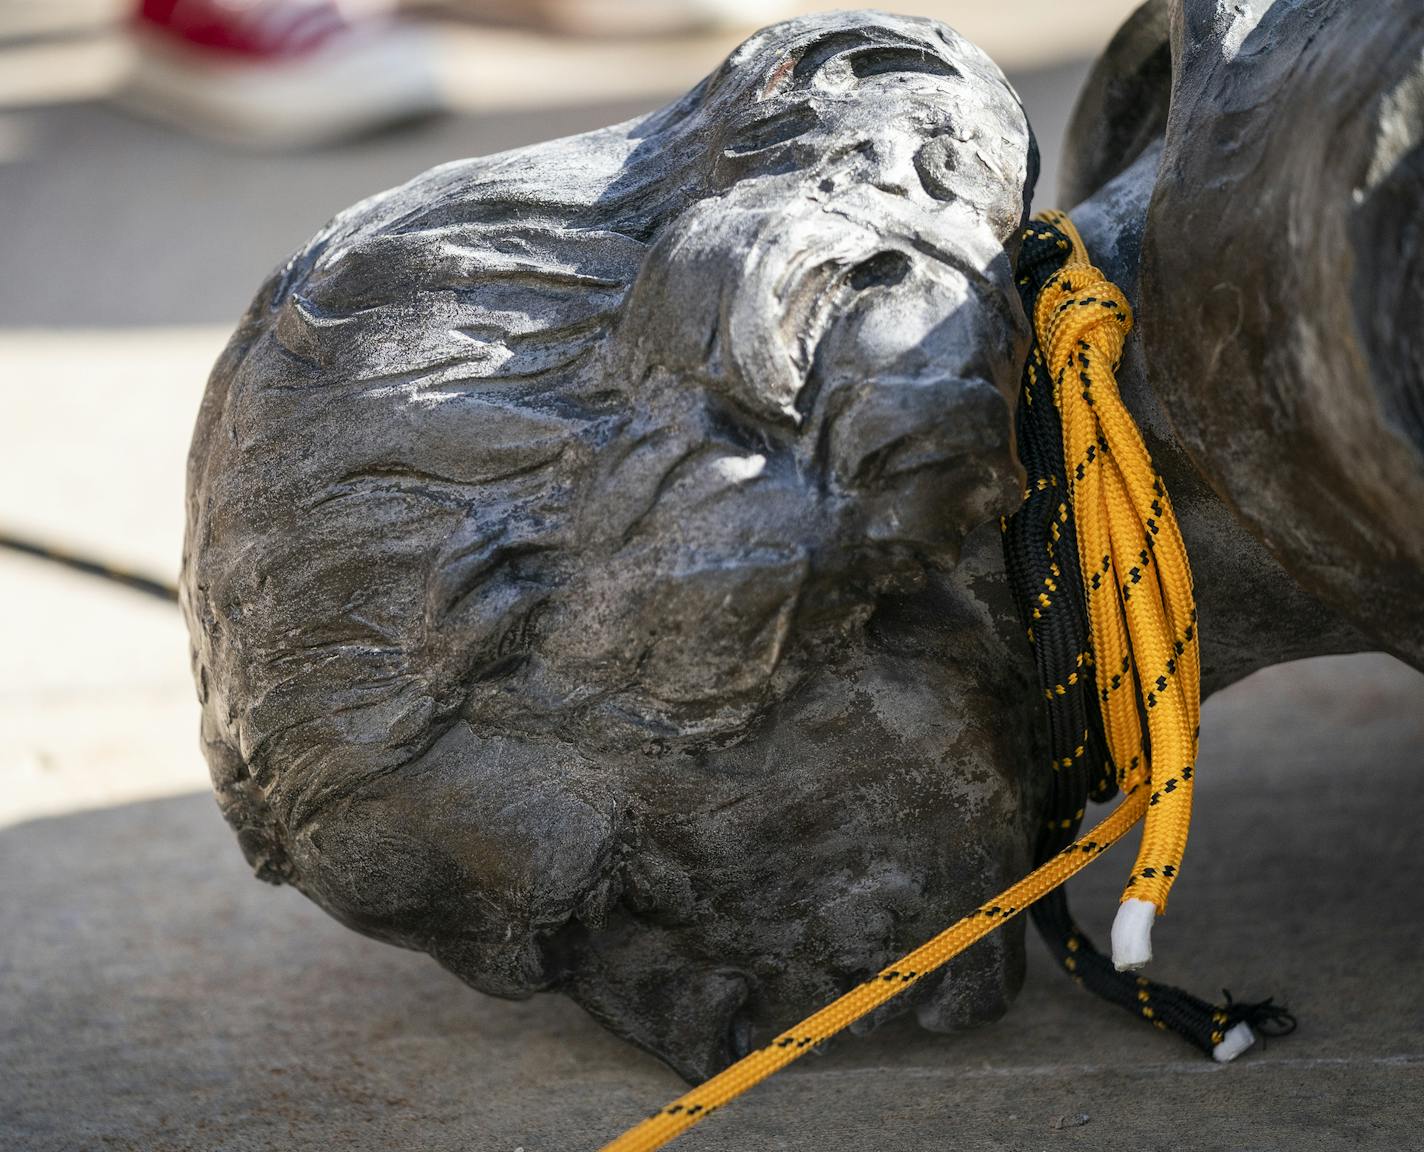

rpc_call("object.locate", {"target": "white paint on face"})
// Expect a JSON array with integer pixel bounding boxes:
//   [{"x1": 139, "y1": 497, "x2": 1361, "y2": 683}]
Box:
[{"x1": 713, "y1": 453, "x2": 767, "y2": 484}]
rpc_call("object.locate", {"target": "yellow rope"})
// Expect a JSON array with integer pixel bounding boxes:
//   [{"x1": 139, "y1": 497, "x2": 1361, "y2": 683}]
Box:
[
  {"x1": 598, "y1": 788, "x2": 1148, "y2": 1152},
  {"x1": 597, "y1": 212, "x2": 1200, "y2": 1151},
  {"x1": 1034, "y1": 209, "x2": 1198, "y2": 912}
]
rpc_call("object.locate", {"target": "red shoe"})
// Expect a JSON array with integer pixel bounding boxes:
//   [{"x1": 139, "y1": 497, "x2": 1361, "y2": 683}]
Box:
[{"x1": 125, "y1": 0, "x2": 442, "y2": 147}]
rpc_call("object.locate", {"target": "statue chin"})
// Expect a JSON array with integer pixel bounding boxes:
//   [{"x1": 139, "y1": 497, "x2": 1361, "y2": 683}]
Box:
[{"x1": 419, "y1": 601, "x2": 1037, "y2": 1083}]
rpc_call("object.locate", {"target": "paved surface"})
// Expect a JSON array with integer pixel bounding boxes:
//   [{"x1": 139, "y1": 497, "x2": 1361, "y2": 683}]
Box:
[
  {"x1": 3, "y1": 3, "x2": 1423, "y2": 1151},
  {"x1": 3, "y1": 655, "x2": 1422, "y2": 1151}
]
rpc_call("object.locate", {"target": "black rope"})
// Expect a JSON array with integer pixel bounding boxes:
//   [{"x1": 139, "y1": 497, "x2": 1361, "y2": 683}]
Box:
[
  {"x1": 1002, "y1": 221, "x2": 1294, "y2": 1057},
  {"x1": 0, "y1": 533, "x2": 178, "y2": 603}
]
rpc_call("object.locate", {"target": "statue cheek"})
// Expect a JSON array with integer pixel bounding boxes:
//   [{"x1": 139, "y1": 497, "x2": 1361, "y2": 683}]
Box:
[
  {"x1": 286, "y1": 723, "x2": 621, "y2": 996},
  {"x1": 547, "y1": 542, "x2": 811, "y2": 712},
  {"x1": 631, "y1": 547, "x2": 810, "y2": 706},
  {"x1": 289, "y1": 808, "x2": 460, "y2": 943}
]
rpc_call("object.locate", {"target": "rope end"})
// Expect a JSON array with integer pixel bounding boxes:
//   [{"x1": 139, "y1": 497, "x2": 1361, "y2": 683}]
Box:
[
  {"x1": 1110, "y1": 898, "x2": 1156, "y2": 970},
  {"x1": 1211, "y1": 1022, "x2": 1256, "y2": 1063}
]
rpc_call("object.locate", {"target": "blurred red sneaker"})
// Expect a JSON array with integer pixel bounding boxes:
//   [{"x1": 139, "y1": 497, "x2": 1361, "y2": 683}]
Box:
[{"x1": 125, "y1": 0, "x2": 442, "y2": 147}]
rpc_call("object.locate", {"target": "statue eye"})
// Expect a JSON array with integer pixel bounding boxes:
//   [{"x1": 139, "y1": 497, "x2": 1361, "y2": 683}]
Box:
[
  {"x1": 844, "y1": 46, "x2": 962, "y2": 83},
  {"x1": 793, "y1": 32, "x2": 963, "y2": 87},
  {"x1": 848, "y1": 251, "x2": 912, "y2": 291},
  {"x1": 724, "y1": 104, "x2": 821, "y2": 157}
]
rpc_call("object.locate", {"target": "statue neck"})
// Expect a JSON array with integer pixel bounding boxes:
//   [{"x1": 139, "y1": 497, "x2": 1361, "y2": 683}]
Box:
[{"x1": 1058, "y1": 143, "x2": 1367, "y2": 694}]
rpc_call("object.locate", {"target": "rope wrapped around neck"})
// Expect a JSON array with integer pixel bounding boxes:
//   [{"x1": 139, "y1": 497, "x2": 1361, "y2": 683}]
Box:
[
  {"x1": 1034, "y1": 210, "x2": 1196, "y2": 916},
  {"x1": 1006, "y1": 212, "x2": 1292, "y2": 1060}
]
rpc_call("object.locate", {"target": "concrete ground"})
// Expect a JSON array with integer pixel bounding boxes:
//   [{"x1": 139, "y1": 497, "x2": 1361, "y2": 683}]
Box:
[
  {"x1": 2, "y1": 3, "x2": 1422, "y2": 1150},
  {"x1": 4, "y1": 657, "x2": 1422, "y2": 1152}
]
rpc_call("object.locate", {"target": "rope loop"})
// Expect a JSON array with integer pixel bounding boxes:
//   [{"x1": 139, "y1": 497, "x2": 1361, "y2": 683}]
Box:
[{"x1": 1036, "y1": 265, "x2": 1134, "y2": 375}]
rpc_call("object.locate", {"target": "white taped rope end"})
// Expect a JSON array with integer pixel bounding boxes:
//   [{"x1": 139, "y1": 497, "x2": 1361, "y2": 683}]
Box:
[
  {"x1": 1111, "y1": 898, "x2": 1156, "y2": 970},
  {"x1": 1212, "y1": 1021, "x2": 1256, "y2": 1063}
]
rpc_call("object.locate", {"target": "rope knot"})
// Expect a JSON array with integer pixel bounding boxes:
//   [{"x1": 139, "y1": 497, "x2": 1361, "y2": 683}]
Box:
[
  {"x1": 1035, "y1": 267, "x2": 1134, "y2": 373},
  {"x1": 1025, "y1": 211, "x2": 1198, "y2": 925}
]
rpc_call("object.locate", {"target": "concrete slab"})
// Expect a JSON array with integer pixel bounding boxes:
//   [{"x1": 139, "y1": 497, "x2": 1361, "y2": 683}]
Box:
[
  {"x1": 3, "y1": 654, "x2": 1421, "y2": 1152},
  {"x1": 0, "y1": 330, "x2": 215, "y2": 828}
]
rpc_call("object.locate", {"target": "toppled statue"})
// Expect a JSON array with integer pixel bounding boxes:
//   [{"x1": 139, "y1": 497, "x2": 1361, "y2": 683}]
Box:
[{"x1": 182, "y1": 0, "x2": 1423, "y2": 1083}]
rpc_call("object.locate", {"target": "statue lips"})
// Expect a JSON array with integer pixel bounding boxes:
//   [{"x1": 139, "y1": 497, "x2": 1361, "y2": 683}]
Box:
[{"x1": 828, "y1": 372, "x2": 1019, "y2": 566}]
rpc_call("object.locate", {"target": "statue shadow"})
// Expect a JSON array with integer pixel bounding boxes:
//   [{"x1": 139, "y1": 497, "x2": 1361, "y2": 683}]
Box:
[{"x1": 0, "y1": 789, "x2": 650, "y2": 1151}]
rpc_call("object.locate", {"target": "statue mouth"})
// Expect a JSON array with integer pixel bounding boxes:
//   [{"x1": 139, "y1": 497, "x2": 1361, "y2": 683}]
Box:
[{"x1": 826, "y1": 372, "x2": 1021, "y2": 565}]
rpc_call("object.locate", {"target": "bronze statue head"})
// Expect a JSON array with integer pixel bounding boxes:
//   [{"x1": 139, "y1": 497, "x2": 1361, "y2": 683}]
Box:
[{"x1": 184, "y1": 11, "x2": 1043, "y2": 1079}]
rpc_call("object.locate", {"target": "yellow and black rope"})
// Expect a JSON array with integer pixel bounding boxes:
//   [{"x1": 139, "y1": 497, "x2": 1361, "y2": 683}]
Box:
[{"x1": 1004, "y1": 215, "x2": 1291, "y2": 1056}]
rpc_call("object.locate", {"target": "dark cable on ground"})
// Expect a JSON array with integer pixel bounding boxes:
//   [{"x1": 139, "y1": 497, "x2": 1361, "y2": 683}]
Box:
[{"x1": 0, "y1": 533, "x2": 179, "y2": 603}]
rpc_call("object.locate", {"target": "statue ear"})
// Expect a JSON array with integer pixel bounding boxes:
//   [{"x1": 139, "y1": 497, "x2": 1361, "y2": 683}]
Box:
[{"x1": 1059, "y1": 0, "x2": 1172, "y2": 207}]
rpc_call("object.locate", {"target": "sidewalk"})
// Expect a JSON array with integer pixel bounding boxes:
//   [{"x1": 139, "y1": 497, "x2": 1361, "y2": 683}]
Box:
[{"x1": 3, "y1": 655, "x2": 1421, "y2": 1151}]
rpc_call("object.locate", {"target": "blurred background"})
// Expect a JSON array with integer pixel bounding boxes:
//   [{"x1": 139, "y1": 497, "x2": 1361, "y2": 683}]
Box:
[
  {"x1": 0, "y1": 0, "x2": 1144, "y2": 829},
  {"x1": 4, "y1": 6, "x2": 1423, "y2": 1151}
]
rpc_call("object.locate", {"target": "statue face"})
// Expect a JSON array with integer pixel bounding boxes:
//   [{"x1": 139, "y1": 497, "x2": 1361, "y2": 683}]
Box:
[{"x1": 184, "y1": 11, "x2": 1040, "y2": 1081}]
